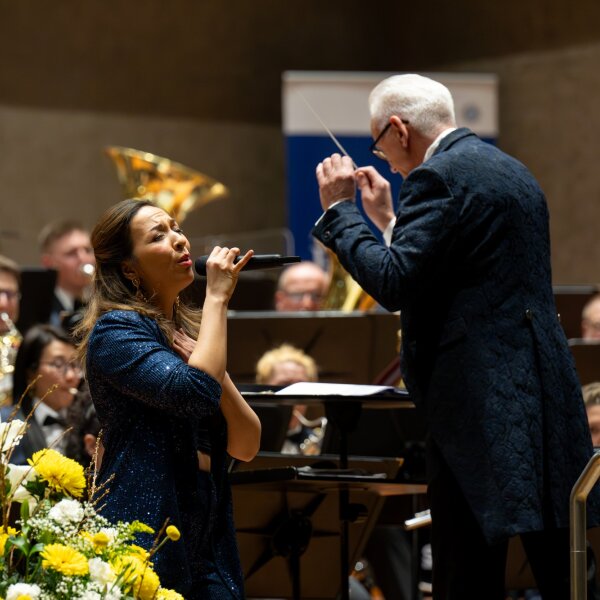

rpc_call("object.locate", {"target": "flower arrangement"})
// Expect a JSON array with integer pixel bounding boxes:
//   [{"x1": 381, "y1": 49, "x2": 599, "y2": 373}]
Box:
[{"x1": 0, "y1": 414, "x2": 185, "y2": 600}]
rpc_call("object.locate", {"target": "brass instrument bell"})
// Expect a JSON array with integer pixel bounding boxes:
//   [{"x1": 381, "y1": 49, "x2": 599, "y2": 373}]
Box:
[
  {"x1": 322, "y1": 250, "x2": 377, "y2": 312},
  {"x1": 105, "y1": 146, "x2": 228, "y2": 223}
]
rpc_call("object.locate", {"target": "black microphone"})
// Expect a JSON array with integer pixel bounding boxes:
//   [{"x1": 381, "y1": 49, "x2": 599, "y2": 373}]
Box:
[{"x1": 194, "y1": 254, "x2": 301, "y2": 277}]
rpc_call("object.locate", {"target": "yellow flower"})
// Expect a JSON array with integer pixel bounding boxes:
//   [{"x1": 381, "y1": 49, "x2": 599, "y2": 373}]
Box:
[
  {"x1": 0, "y1": 526, "x2": 18, "y2": 554},
  {"x1": 28, "y1": 449, "x2": 86, "y2": 498},
  {"x1": 127, "y1": 544, "x2": 150, "y2": 561},
  {"x1": 165, "y1": 525, "x2": 180, "y2": 542},
  {"x1": 92, "y1": 531, "x2": 110, "y2": 549},
  {"x1": 16, "y1": 596, "x2": 31, "y2": 600},
  {"x1": 130, "y1": 520, "x2": 154, "y2": 535},
  {"x1": 41, "y1": 543, "x2": 89, "y2": 576},
  {"x1": 114, "y1": 556, "x2": 160, "y2": 600},
  {"x1": 133, "y1": 566, "x2": 161, "y2": 600},
  {"x1": 156, "y1": 589, "x2": 185, "y2": 600}
]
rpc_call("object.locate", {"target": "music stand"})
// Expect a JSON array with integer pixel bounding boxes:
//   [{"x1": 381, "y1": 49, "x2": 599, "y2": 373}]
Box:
[
  {"x1": 232, "y1": 465, "x2": 419, "y2": 599},
  {"x1": 321, "y1": 406, "x2": 428, "y2": 483},
  {"x1": 227, "y1": 311, "x2": 400, "y2": 384},
  {"x1": 253, "y1": 405, "x2": 293, "y2": 452},
  {"x1": 241, "y1": 387, "x2": 415, "y2": 600},
  {"x1": 16, "y1": 267, "x2": 57, "y2": 333},
  {"x1": 235, "y1": 452, "x2": 404, "y2": 479},
  {"x1": 181, "y1": 272, "x2": 278, "y2": 311}
]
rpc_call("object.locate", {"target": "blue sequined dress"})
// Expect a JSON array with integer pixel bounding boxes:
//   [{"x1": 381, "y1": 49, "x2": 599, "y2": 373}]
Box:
[{"x1": 86, "y1": 310, "x2": 244, "y2": 599}]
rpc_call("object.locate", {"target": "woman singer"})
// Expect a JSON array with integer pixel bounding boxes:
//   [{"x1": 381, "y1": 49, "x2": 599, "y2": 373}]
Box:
[{"x1": 76, "y1": 199, "x2": 261, "y2": 599}]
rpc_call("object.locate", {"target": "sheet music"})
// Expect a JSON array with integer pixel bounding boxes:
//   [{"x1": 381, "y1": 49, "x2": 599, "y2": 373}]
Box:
[{"x1": 274, "y1": 382, "x2": 402, "y2": 396}]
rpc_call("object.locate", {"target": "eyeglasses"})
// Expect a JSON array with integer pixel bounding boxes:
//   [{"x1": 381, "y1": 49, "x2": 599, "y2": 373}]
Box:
[
  {"x1": 284, "y1": 291, "x2": 324, "y2": 303},
  {"x1": 39, "y1": 359, "x2": 82, "y2": 376},
  {"x1": 369, "y1": 119, "x2": 409, "y2": 161},
  {"x1": 583, "y1": 320, "x2": 600, "y2": 333},
  {"x1": 0, "y1": 290, "x2": 21, "y2": 302}
]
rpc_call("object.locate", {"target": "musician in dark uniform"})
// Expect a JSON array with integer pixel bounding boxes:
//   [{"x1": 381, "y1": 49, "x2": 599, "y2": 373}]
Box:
[
  {"x1": 313, "y1": 73, "x2": 599, "y2": 599},
  {"x1": 8, "y1": 324, "x2": 81, "y2": 463},
  {"x1": 39, "y1": 220, "x2": 95, "y2": 328}
]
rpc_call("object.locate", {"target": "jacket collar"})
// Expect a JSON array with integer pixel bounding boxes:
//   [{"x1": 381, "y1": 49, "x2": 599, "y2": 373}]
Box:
[{"x1": 431, "y1": 127, "x2": 476, "y2": 157}]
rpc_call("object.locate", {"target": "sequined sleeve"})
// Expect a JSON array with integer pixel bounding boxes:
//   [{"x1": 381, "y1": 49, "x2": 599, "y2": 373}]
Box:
[{"x1": 87, "y1": 310, "x2": 222, "y2": 418}]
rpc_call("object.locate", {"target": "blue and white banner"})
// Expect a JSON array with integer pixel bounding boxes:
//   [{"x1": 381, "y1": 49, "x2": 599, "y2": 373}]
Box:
[{"x1": 282, "y1": 71, "x2": 498, "y2": 259}]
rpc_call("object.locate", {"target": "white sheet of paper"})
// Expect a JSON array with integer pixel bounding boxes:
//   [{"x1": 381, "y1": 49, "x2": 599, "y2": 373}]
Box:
[{"x1": 274, "y1": 382, "x2": 399, "y2": 396}]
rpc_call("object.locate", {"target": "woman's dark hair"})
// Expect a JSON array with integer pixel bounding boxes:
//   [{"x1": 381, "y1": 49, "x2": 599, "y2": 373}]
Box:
[
  {"x1": 75, "y1": 199, "x2": 201, "y2": 365},
  {"x1": 12, "y1": 324, "x2": 74, "y2": 414}
]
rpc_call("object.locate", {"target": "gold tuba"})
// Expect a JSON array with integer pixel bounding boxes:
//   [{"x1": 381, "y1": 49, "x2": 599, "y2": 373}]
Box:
[
  {"x1": 322, "y1": 251, "x2": 377, "y2": 311},
  {"x1": 105, "y1": 146, "x2": 228, "y2": 223}
]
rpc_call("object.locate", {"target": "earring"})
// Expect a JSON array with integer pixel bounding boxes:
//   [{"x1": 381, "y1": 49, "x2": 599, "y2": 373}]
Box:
[
  {"x1": 131, "y1": 276, "x2": 147, "y2": 303},
  {"x1": 173, "y1": 295, "x2": 181, "y2": 319}
]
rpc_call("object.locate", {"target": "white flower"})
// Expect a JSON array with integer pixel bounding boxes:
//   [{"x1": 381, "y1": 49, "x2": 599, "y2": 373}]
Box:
[
  {"x1": 48, "y1": 498, "x2": 85, "y2": 524},
  {"x1": 6, "y1": 582, "x2": 42, "y2": 600},
  {"x1": 6, "y1": 463, "x2": 36, "y2": 504},
  {"x1": 0, "y1": 419, "x2": 27, "y2": 458},
  {"x1": 104, "y1": 586, "x2": 122, "y2": 600},
  {"x1": 88, "y1": 557, "x2": 116, "y2": 585},
  {"x1": 76, "y1": 592, "x2": 102, "y2": 600}
]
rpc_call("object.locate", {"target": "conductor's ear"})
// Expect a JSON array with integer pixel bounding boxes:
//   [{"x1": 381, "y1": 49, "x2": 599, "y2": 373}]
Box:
[{"x1": 390, "y1": 115, "x2": 410, "y2": 147}]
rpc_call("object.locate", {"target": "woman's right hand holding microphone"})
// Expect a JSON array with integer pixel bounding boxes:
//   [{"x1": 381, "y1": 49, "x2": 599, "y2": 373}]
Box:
[{"x1": 204, "y1": 246, "x2": 254, "y2": 303}]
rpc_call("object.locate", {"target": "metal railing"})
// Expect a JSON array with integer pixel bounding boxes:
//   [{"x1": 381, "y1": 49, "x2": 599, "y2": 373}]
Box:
[{"x1": 570, "y1": 451, "x2": 600, "y2": 600}]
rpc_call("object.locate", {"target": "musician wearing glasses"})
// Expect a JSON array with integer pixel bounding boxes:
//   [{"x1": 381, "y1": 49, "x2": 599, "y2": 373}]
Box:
[
  {"x1": 313, "y1": 74, "x2": 599, "y2": 598},
  {"x1": 0, "y1": 255, "x2": 22, "y2": 404},
  {"x1": 0, "y1": 255, "x2": 21, "y2": 327},
  {"x1": 274, "y1": 261, "x2": 328, "y2": 311},
  {"x1": 7, "y1": 324, "x2": 81, "y2": 463}
]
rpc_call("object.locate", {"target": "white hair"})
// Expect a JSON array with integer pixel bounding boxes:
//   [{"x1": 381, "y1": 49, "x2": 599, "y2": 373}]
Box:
[{"x1": 369, "y1": 74, "x2": 456, "y2": 136}]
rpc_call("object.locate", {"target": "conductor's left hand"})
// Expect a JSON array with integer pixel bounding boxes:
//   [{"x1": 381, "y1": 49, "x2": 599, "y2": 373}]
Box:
[{"x1": 316, "y1": 153, "x2": 356, "y2": 210}]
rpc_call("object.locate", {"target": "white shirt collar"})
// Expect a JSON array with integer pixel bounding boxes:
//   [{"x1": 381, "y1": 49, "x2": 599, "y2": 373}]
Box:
[
  {"x1": 33, "y1": 400, "x2": 62, "y2": 428},
  {"x1": 54, "y1": 287, "x2": 75, "y2": 312},
  {"x1": 423, "y1": 127, "x2": 457, "y2": 162}
]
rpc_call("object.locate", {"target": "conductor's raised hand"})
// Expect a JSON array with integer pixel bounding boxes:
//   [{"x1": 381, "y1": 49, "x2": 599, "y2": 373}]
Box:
[
  {"x1": 316, "y1": 153, "x2": 356, "y2": 211},
  {"x1": 205, "y1": 246, "x2": 254, "y2": 302},
  {"x1": 356, "y1": 166, "x2": 395, "y2": 232}
]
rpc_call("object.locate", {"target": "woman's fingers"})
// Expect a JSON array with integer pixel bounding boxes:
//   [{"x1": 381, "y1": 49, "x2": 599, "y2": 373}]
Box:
[{"x1": 233, "y1": 249, "x2": 254, "y2": 273}]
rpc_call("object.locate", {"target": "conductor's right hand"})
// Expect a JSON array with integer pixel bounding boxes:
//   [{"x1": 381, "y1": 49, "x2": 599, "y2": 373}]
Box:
[{"x1": 204, "y1": 246, "x2": 254, "y2": 302}]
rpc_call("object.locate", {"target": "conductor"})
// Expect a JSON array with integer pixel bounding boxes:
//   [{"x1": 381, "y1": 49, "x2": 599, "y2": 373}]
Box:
[{"x1": 313, "y1": 74, "x2": 598, "y2": 599}]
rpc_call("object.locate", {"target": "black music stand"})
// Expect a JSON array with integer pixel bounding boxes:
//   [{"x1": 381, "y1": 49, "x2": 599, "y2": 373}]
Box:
[
  {"x1": 16, "y1": 267, "x2": 57, "y2": 334},
  {"x1": 321, "y1": 405, "x2": 428, "y2": 483},
  {"x1": 235, "y1": 452, "x2": 404, "y2": 478},
  {"x1": 253, "y1": 404, "x2": 293, "y2": 452},
  {"x1": 227, "y1": 311, "x2": 400, "y2": 384},
  {"x1": 241, "y1": 386, "x2": 415, "y2": 600},
  {"x1": 232, "y1": 465, "x2": 413, "y2": 599},
  {"x1": 181, "y1": 272, "x2": 278, "y2": 311}
]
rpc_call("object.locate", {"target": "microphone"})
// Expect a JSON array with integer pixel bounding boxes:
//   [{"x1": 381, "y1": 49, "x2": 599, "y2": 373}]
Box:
[{"x1": 194, "y1": 254, "x2": 301, "y2": 277}]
